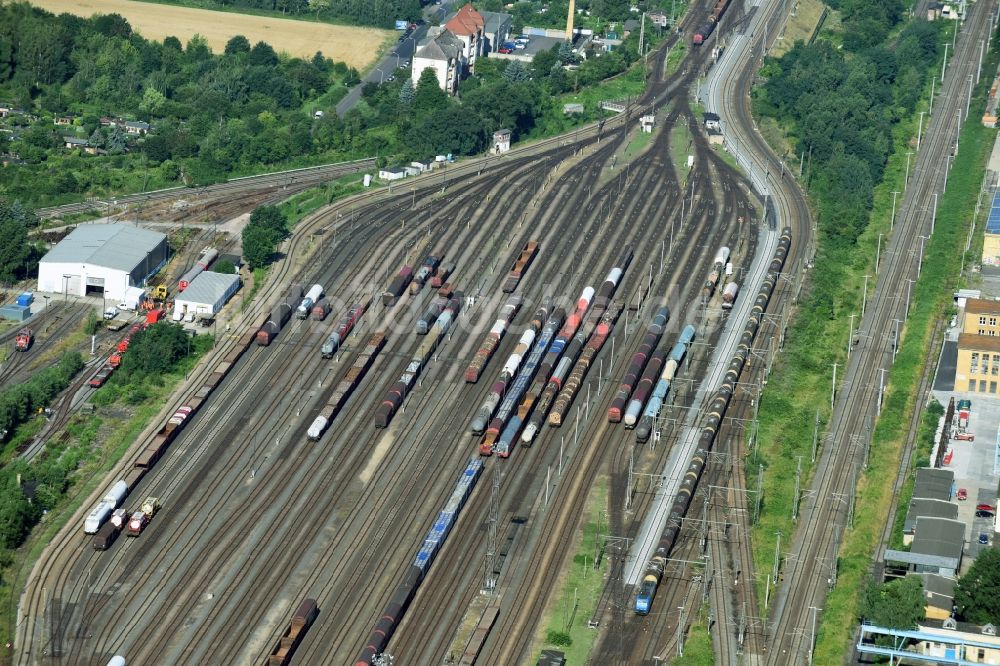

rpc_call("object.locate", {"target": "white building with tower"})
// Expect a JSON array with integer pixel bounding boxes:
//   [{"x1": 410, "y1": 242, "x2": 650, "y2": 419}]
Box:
[{"x1": 37, "y1": 224, "x2": 168, "y2": 303}]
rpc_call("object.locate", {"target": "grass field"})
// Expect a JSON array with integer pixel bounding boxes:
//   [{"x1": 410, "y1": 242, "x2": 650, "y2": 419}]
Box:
[
  {"x1": 27, "y1": 0, "x2": 391, "y2": 67},
  {"x1": 771, "y1": 0, "x2": 826, "y2": 57}
]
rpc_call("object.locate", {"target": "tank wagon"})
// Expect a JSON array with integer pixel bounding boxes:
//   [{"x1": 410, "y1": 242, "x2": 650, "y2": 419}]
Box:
[
  {"x1": 702, "y1": 246, "x2": 730, "y2": 299},
  {"x1": 608, "y1": 306, "x2": 670, "y2": 422},
  {"x1": 624, "y1": 350, "x2": 667, "y2": 428},
  {"x1": 257, "y1": 285, "x2": 303, "y2": 346},
  {"x1": 309, "y1": 331, "x2": 386, "y2": 440},
  {"x1": 635, "y1": 228, "x2": 791, "y2": 615},
  {"x1": 721, "y1": 282, "x2": 740, "y2": 309},
  {"x1": 635, "y1": 325, "x2": 697, "y2": 443},
  {"x1": 375, "y1": 295, "x2": 462, "y2": 428},
  {"x1": 297, "y1": 284, "x2": 324, "y2": 319},
  {"x1": 465, "y1": 295, "x2": 522, "y2": 383}
]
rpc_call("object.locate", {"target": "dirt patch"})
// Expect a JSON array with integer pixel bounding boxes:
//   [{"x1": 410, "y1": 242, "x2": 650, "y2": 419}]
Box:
[{"x1": 28, "y1": 0, "x2": 392, "y2": 68}]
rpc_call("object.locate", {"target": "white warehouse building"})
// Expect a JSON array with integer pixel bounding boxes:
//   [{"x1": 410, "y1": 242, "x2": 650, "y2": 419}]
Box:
[
  {"x1": 172, "y1": 271, "x2": 240, "y2": 322},
  {"x1": 37, "y1": 224, "x2": 169, "y2": 302}
]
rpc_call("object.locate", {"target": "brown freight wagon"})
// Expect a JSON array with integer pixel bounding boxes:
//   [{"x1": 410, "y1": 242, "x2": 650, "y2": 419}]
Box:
[{"x1": 267, "y1": 598, "x2": 318, "y2": 666}]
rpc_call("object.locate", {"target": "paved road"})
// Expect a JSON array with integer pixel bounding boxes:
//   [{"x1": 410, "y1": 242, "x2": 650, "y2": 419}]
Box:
[{"x1": 336, "y1": 1, "x2": 456, "y2": 116}]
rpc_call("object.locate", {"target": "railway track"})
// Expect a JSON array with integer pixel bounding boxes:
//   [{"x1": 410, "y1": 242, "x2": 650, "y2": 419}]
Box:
[
  {"x1": 765, "y1": 3, "x2": 997, "y2": 664},
  {"x1": 13, "y1": 6, "x2": 813, "y2": 664}
]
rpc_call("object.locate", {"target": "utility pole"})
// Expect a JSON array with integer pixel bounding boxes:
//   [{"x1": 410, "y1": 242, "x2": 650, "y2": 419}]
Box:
[
  {"x1": 893, "y1": 319, "x2": 902, "y2": 362},
  {"x1": 484, "y1": 463, "x2": 500, "y2": 594},
  {"x1": 831, "y1": 362, "x2": 838, "y2": 409},
  {"x1": 847, "y1": 313, "x2": 856, "y2": 361},
  {"x1": 808, "y1": 606, "x2": 823, "y2": 665},
  {"x1": 812, "y1": 410, "x2": 820, "y2": 463},
  {"x1": 862, "y1": 275, "x2": 870, "y2": 317},
  {"x1": 917, "y1": 111, "x2": 926, "y2": 150},
  {"x1": 904, "y1": 152, "x2": 914, "y2": 192},
  {"x1": 793, "y1": 456, "x2": 802, "y2": 521},
  {"x1": 932, "y1": 193, "x2": 938, "y2": 235},
  {"x1": 890, "y1": 191, "x2": 900, "y2": 231},
  {"x1": 942, "y1": 42, "x2": 950, "y2": 83},
  {"x1": 876, "y1": 233, "x2": 883, "y2": 272}
]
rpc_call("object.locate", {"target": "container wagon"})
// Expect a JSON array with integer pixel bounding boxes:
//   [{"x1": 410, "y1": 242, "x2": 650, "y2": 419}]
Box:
[
  {"x1": 92, "y1": 521, "x2": 121, "y2": 551},
  {"x1": 430, "y1": 262, "x2": 454, "y2": 289},
  {"x1": 411, "y1": 255, "x2": 441, "y2": 294}
]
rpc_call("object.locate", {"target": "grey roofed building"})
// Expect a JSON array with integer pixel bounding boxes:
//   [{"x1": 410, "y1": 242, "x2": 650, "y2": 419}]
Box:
[
  {"x1": 40, "y1": 224, "x2": 166, "y2": 272},
  {"x1": 904, "y1": 498, "x2": 959, "y2": 533},
  {"x1": 174, "y1": 271, "x2": 240, "y2": 314},
  {"x1": 909, "y1": 516, "x2": 965, "y2": 575},
  {"x1": 919, "y1": 572, "x2": 957, "y2": 612},
  {"x1": 480, "y1": 10, "x2": 513, "y2": 50},
  {"x1": 415, "y1": 27, "x2": 464, "y2": 61},
  {"x1": 624, "y1": 18, "x2": 641, "y2": 32},
  {"x1": 913, "y1": 468, "x2": 954, "y2": 501}
]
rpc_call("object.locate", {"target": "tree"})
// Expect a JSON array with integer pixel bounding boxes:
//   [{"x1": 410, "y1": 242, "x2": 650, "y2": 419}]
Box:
[
  {"x1": 859, "y1": 575, "x2": 925, "y2": 629},
  {"x1": 398, "y1": 78, "x2": 415, "y2": 106},
  {"x1": 503, "y1": 60, "x2": 530, "y2": 83},
  {"x1": 412, "y1": 67, "x2": 448, "y2": 115},
  {"x1": 106, "y1": 125, "x2": 127, "y2": 154},
  {"x1": 211, "y1": 259, "x2": 237, "y2": 275},
  {"x1": 0, "y1": 199, "x2": 34, "y2": 283},
  {"x1": 224, "y1": 35, "x2": 251, "y2": 56},
  {"x1": 249, "y1": 41, "x2": 279, "y2": 67},
  {"x1": 242, "y1": 204, "x2": 289, "y2": 268},
  {"x1": 88, "y1": 128, "x2": 105, "y2": 149},
  {"x1": 956, "y1": 548, "x2": 1000, "y2": 624}
]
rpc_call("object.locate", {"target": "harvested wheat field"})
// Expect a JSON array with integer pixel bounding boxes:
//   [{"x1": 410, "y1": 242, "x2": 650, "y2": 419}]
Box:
[{"x1": 28, "y1": 0, "x2": 391, "y2": 68}]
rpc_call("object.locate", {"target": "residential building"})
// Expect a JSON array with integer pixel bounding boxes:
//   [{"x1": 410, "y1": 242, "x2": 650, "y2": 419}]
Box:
[
  {"x1": 648, "y1": 9, "x2": 669, "y2": 27},
  {"x1": 124, "y1": 121, "x2": 150, "y2": 135},
  {"x1": 918, "y1": 618, "x2": 1000, "y2": 663},
  {"x1": 480, "y1": 10, "x2": 513, "y2": 53},
  {"x1": 444, "y1": 3, "x2": 486, "y2": 72},
  {"x1": 53, "y1": 113, "x2": 78, "y2": 126},
  {"x1": 957, "y1": 299, "x2": 1000, "y2": 392},
  {"x1": 412, "y1": 28, "x2": 465, "y2": 95},
  {"x1": 379, "y1": 167, "x2": 408, "y2": 181},
  {"x1": 63, "y1": 137, "x2": 90, "y2": 150},
  {"x1": 920, "y1": 573, "x2": 957, "y2": 621}
]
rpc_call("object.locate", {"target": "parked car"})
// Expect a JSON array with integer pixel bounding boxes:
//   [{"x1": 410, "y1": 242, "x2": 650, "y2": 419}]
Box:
[
  {"x1": 976, "y1": 510, "x2": 995, "y2": 518},
  {"x1": 954, "y1": 431, "x2": 975, "y2": 441},
  {"x1": 103, "y1": 306, "x2": 119, "y2": 320},
  {"x1": 976, "y1": 504, "x2": 995, "y2": 513},
  {"x1": 979, "y1": 533, "x2": 989, "y2": 544},
  {"x1": 957, "y1": 488, "x2": 968, "y2": 500}
]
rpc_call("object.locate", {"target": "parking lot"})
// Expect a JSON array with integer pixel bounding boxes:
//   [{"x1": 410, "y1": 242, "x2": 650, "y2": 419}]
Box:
[{"x1": 930, "y1": 386, "x2": 999, "y2": 571}]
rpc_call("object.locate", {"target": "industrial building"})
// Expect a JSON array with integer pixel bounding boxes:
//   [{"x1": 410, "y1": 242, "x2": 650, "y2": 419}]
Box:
[
  {"x1": 984, "y1": 189, "x2": 1000, "y2": 270},
  {"x1": 172, "y1": 271, "x2": 240, "y2": 321},
  {"x1": 956, "y1": 298, "x2": 1000, "y2": 393},
  {"x1": 37, "y1": 224, "x2": 168, "y2": 303}
]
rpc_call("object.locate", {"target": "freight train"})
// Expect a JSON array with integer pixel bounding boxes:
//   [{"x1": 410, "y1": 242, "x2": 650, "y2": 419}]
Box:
[
  {"x1": 702, "y1": 246, "x2": 730, "y2": 299},
  {"x1": 635, "y1": 325, "x2": 697, "y2": 443},
  {"x1": 375, "y1": 295, "x2": 462, "y2": 428},
  {"x1": 478, "y1": 304, "x2": 561, "y2": 456},
  {"x1": 309, "y1": 332, "x2": 386, "y2": 440},
  {"x1": 355, "y1": 458, "x2": 484, "y2": 666},
  {"x1": 470, "y1": 327, "x2": 538, "y2": 435},
  {"x1": 608, "y1": 307, "x2": 669, "y2": 423},
  {"x1": 322, "y1": 303, "x2": 367, "y2": 358},
  {"x1": 297, "y1": 284, "x2": 324, "y2": 319},
  {"x1": 178, "y1": 248, "x2": 219, "y2": 291},
  {"x1": 624, "y1": 350, "x2": 666, "y2": 428},
  {"x1": 410, "y1": 255, "x2": 441, "y2": 294},
  {"x1": 692, "y1": 0, "x2": 732, "y2": 45},
  {"x1": 635, "y1": 228, "x2": 791, "y2": 615},
  {"x1": 548, "y1": 303, "x2": 623, "y2": 426},
  {"x1": 382, "y1": 266, "x2": 414, "y2": 306},
  {"x1": 465, "y1": 295, "x2": 522, "y2": 383}
]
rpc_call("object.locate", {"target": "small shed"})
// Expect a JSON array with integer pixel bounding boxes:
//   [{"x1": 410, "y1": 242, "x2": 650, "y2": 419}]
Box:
[
  {"x1": 172, "y1": 272, "x2": 240, "y2": 320},
  {"x1": 0, "y1": 305, "x2": 30, "y2": 322},
  {"x1": 493, "y1": 129, "x2": 511, "y2": 154},
  {"x1": 411, "y1": 160, "x2": 434, "y2": 172},
  {"x1": 703, "y1": 112, "x2": 721, "y2": 131},
  {"x1": 707, "y1": 127, "x2": 724, "y2": 145},
  {"x1": 379, "y1": 167, "x2": 407, "y2": 181},
  {"x1": 563, "y1": 103, "x2": 584, "y2": 115},
  {"x1": 640, "y1": 114, "x2": 655, "y2": 133}
]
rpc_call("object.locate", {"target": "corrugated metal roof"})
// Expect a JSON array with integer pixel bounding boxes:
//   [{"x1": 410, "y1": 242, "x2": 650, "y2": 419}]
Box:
[
  {"x1": 40, "y1": 224, "x2": 165, "y2": 273},
  {"x1": 988, "y1": 188, "x2": 1000, "y2": 234},
  {"x1": 913, "y1": 467, "x2": 954, "y2": 502},
  {"x1": 911, "y1": 516, "x2": 965, "y2": 560},
  {"x1": 176, "y1": 271, "x2": 239, "y2": 306}
]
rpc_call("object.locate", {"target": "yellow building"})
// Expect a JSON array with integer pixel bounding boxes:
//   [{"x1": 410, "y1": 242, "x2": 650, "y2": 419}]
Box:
[{"x1": 956, "y1": 299, "x2": 1000, "y2": 393}]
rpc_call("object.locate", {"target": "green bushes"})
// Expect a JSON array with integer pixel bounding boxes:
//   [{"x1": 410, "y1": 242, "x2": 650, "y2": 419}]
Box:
[
  {"x1": 242, "y1": 205, "x2": 290, "y2": 269},
  {"x1": 0, "y1": 352, "x2": 83, "y2": 439}
]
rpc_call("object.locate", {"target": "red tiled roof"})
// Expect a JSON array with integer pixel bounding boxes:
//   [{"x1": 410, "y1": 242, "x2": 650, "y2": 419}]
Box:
[{"x1": 445, "y1": 3, "x2": 485, "y2": 35}]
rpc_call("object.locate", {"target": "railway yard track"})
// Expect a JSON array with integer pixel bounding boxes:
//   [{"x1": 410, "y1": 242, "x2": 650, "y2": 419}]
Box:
[
  {"x1": 14, "y1": 2, "x2": 818, "y2": 664},
  {"x1": 765, "y1": 3, "x2": 997, "y2": 665}
]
